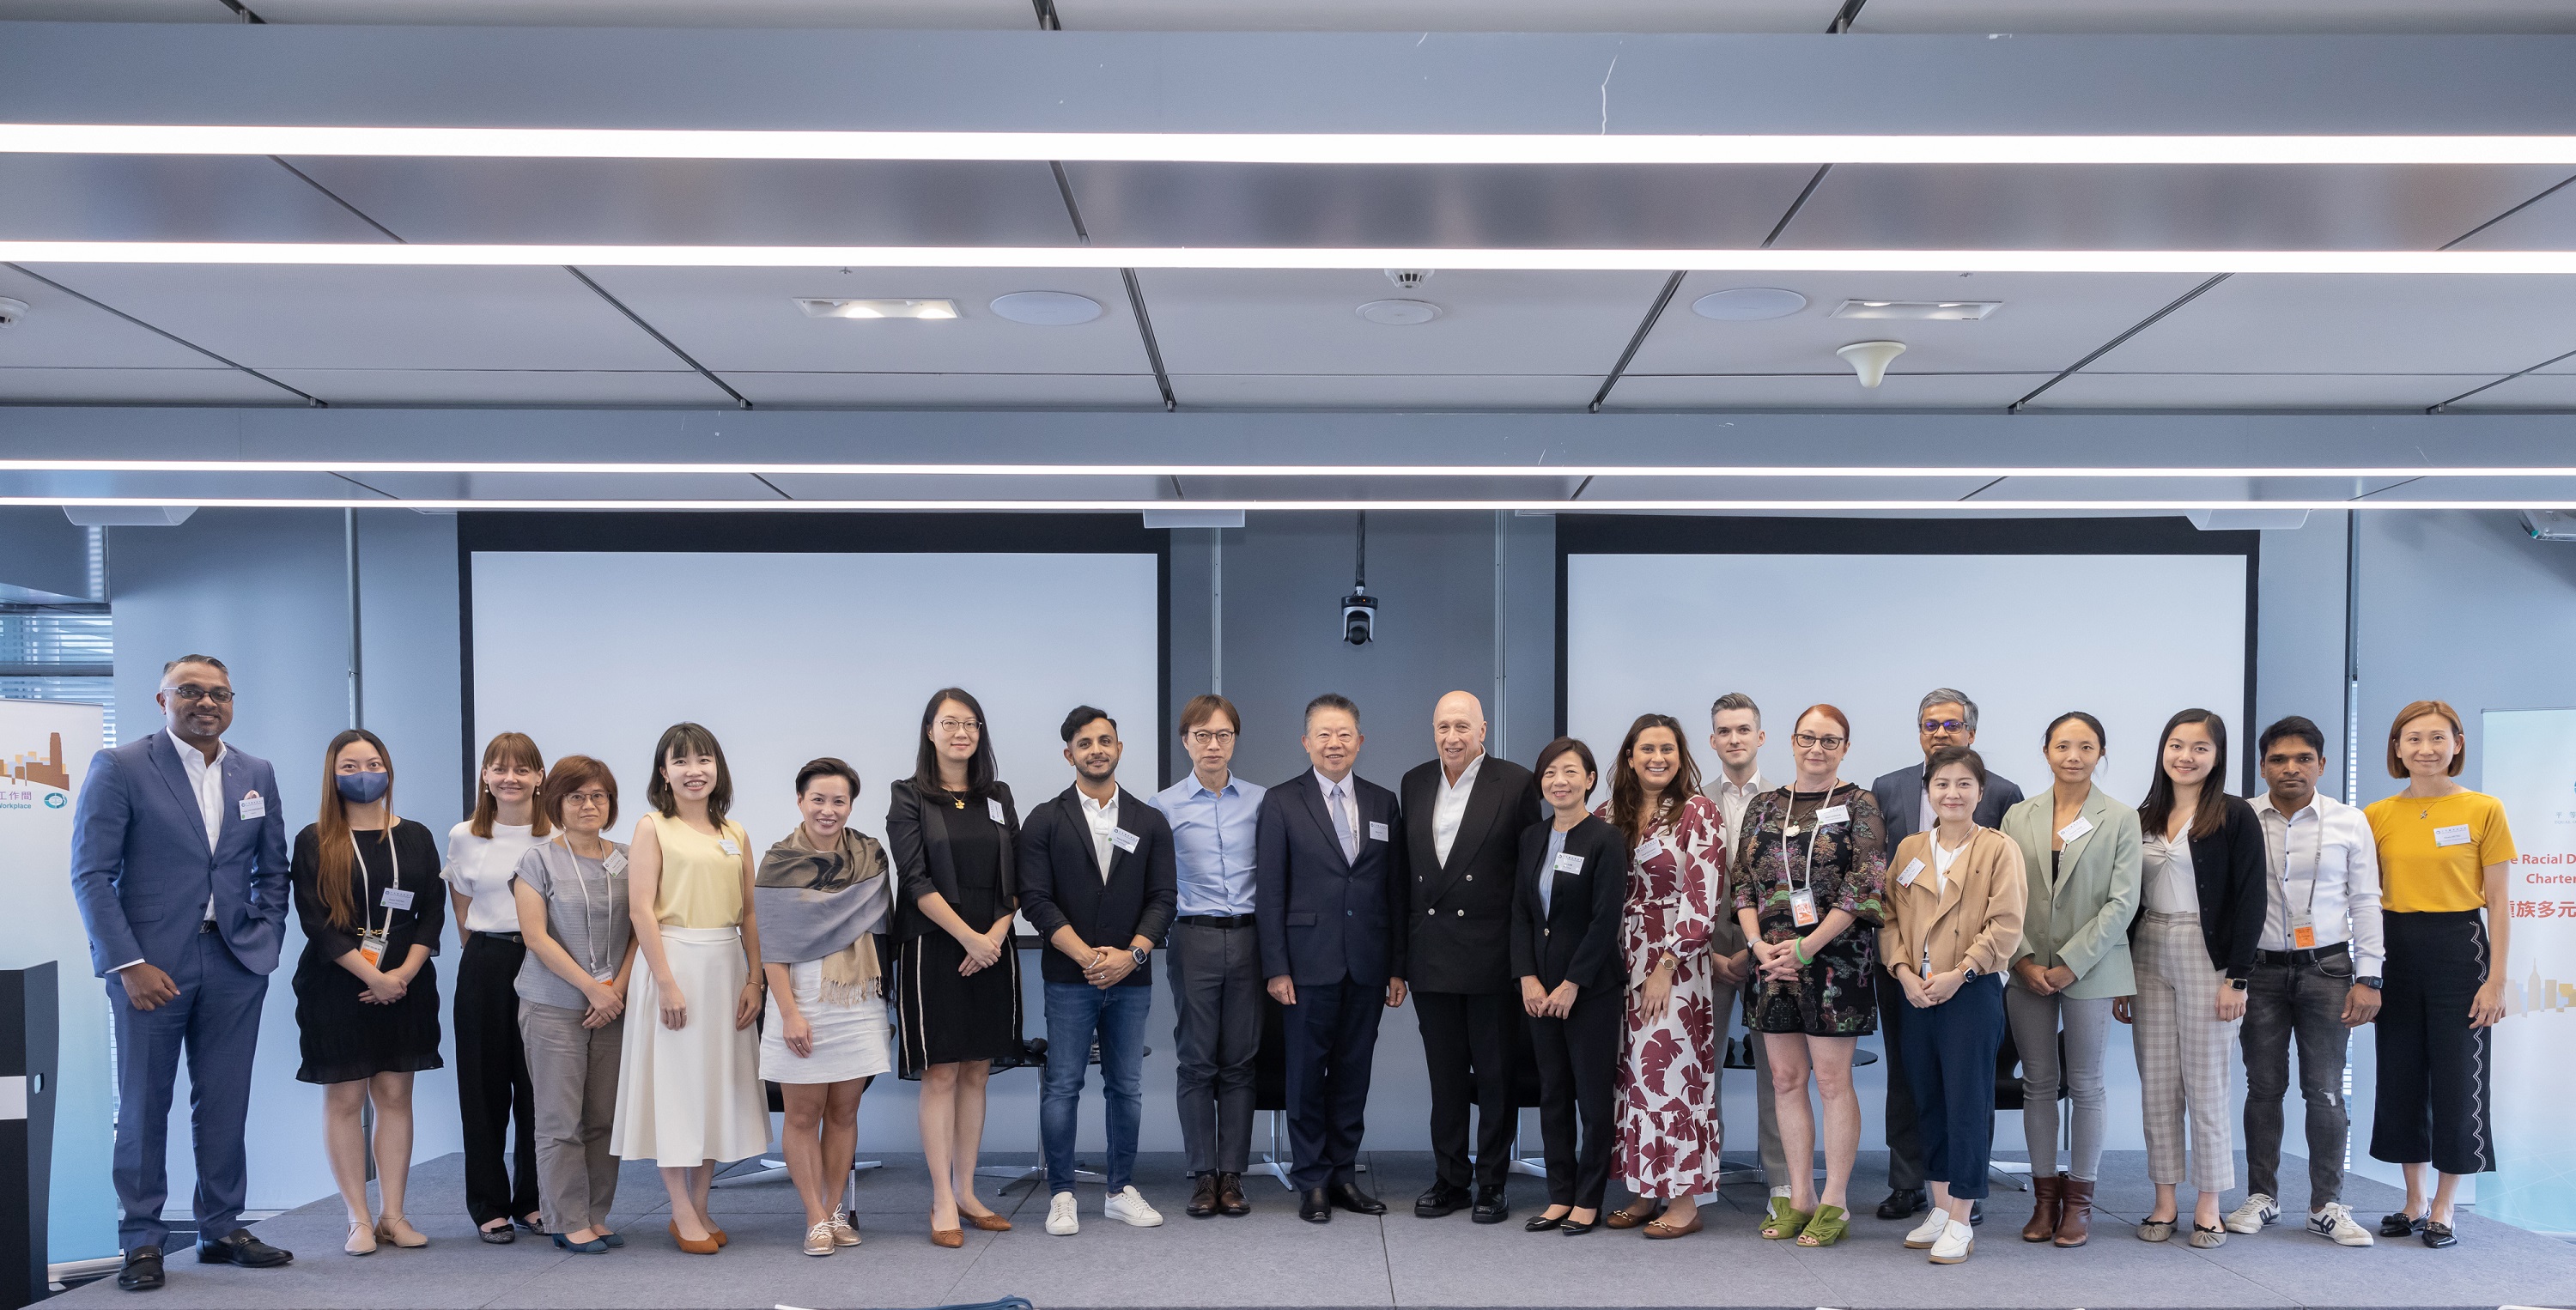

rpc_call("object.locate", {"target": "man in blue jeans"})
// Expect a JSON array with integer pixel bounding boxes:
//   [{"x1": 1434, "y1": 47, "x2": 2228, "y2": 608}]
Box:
[{"x1": 1017, "y1": 705, "x2": 1179, "y2": 1235}]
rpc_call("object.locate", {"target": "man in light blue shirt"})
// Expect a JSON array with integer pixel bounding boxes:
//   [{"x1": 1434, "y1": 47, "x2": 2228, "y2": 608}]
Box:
[{"x1": 1150, "y1": 693, "x2": 1268, "y2": 1218}]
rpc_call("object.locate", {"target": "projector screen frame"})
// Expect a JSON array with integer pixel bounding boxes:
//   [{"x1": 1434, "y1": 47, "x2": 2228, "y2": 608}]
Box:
[
  {"x1": 455, "y1": 510, "x2": 1172, "y2": 818},
  {"x1": 1552, "y1": 514, "x2": 2261, "y2": 796}
]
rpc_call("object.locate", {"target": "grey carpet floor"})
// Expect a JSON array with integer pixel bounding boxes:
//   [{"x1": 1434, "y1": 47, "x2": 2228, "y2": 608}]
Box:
[{"x1": 60, "y1": 1149, "x2": 2576, "y2": 1309}]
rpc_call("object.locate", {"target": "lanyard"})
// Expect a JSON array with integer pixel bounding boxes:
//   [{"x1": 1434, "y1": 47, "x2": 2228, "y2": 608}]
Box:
[
  {"x1": 2276, "y1": 809, "x2": 2324, "y2": 920},
  {"x1": 555, "y1": 834, "x2": 613, "y2": 979},
  {"x1": 349, "y1": 827, "x2": 400, "y2": 942},
  {"x1": 1776, "y1": 779, "x2": 1841, "y2": 903}
]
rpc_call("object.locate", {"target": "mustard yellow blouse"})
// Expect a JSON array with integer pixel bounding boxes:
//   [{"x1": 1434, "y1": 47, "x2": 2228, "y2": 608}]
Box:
[{"x1": 646, "y1": 810, "x2": 748, "y2": 928}]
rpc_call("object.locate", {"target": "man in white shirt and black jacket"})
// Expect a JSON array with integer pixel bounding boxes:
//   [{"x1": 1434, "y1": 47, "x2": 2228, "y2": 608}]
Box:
[{"x1": 1398, "y1": 691, "x2": 1543, "y2": 1225}]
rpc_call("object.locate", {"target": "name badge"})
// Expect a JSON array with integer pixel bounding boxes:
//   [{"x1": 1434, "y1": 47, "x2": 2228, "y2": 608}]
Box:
[
  {"x1": 380, "y1": 887, "x2": 415, "y2": 911},
  {"x1": 1896, "y1": 858, "x2": 1925, "y2": 888},
  {"x1": 988, "y1": 798, "x2": 1007, "y2": 825},
  {"x1": 1789, "y1": 888, "x2": 1820, "y2": 928},
  {"x1": 238, "y1": 791, "x2": 265, "y2": 820},
  {"x1": 1552, "y1": 852, "x2": 1585, "y2": 875},
  {"x1": 2433, "y1": 823, "x2": 2472, "y2": 847},
  {"x1": 1368, "y1": 821, "x2": 1389, "y2": 842},
  {"x1": 1635, "y1": 836, "x2": 1664, "y2": 861},
  {"x1": 718, "y1": 837, "x2": 740, "y2": 857},
  {"x1": 357, "y1": 931, "x2": 387, "y2": 968},
  {"x1": 2057, "y1": 816, "x2": 2094, "y2": 844},
  {"x1": 1110, "y1": 827, "x2": 1139, "y2": 852},
  {"x1": 1817, "y1": 804, "x2": 1850, "y2": 827},
  {"x1": 603, "y1": 850, "x2": 629, "y2": 876},
  {"x1": 2288, "y1": 910, "x2": 2317, "y2": 950}
]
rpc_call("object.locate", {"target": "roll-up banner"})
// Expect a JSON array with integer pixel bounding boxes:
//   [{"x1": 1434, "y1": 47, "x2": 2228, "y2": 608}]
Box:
[{"x1": 2481, "y1": 707, "x2": 2576, "y2": 1234}]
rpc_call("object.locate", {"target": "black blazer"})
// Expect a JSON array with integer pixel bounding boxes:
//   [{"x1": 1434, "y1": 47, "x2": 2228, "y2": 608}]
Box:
[
  {"x1": 2132, "y1": 792, "x2": 2268, "y2": 979},
  {"x1": 1510, "y1": 815, "x2": 1628, "y2": 994},
  {"x1": 1399, "y1": 755, "x2": 1541, "y2": 994},
  {"x1": 1016, "y1": 785, "x2": 1179, "y2": 986},
  {"x1": 885, "y1": 777, "x2": 1021, "y2": 940},
  {"x1": 1255, "y1": 769, "x2": 1406, "y2": 988}
]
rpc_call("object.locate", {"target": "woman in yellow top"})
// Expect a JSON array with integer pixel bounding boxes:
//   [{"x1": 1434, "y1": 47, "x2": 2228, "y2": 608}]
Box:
[
  {"x1": 611, "y1": 722, "x2": 769, "y2": 1254},
  {"x1": 2362, "y1": 700, "x2": 2514, "y2": 1251}
]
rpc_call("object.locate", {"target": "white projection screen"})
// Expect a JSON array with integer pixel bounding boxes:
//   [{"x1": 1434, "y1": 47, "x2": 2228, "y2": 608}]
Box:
[
  {"x1": 1564, "y1": 530, "x2": 2252, "y2": 805},
  {"x1": 466, "y1": 542, "x2": 1162, "y2": 853}
]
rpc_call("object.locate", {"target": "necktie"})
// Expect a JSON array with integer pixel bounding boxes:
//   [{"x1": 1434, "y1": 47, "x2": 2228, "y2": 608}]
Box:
[{"x1": 1327, "y1": 784, "x2": 1358, "y2": 862}]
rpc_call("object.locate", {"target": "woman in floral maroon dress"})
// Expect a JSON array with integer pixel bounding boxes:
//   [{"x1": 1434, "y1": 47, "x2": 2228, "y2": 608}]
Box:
[{"x1": 1596, "y1": 713, "x2": 1726, "y2": 1240}]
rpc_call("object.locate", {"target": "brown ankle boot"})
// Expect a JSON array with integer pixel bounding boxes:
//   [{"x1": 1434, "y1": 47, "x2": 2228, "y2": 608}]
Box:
[
  {"x1": 2021, "y1": 1173, "x2": 2063, "y2": 1242},
  {"x1": 2054, "y1": 1175, "x2": 2096, "y2": 1247}
]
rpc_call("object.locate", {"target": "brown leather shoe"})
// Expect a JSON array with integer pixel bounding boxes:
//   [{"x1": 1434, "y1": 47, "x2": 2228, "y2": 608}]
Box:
[
  {"x1": 1217, "y1": 1173, "x2": 1249, "y2": 1216},
  {"x1": 2054, "y1": 1175, "x2": 2095, "y2": 1247},
  {"x1": 1604, "y1": 1198, "x2": 1666, "y2": 1230},
  {"x1": 2022, "y1": 1174, "x2": 2063, "y2": 1243},
  {"x1": 963, "y1": 1210, "x2": 1012, "y2": 1233},
  {"x1": 1187, "y1": 1174, "x2": 1220, "y2": 1218},
  {"x1": 930, "y1": 1228, "x2": 964, "y2": 1249}
]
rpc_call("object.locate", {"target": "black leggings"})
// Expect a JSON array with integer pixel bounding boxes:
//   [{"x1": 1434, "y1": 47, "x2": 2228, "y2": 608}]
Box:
[{"x1": 2369, "y1": 910, "x2": 2493, "y2": 1176}]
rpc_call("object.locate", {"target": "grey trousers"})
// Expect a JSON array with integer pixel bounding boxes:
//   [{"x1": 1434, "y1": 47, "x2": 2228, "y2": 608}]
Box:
[
  {"x1": 2242, "y1": 953, "x2": 2354, "y2": 1209},
  {"x1": 2133, "y1": 912, "x2": 2239, "y2": 1192},
  {"x1": 519, "y1": 999, "x2": 623, "y2": 1232},
  {"x1": 2004, "y1": 984, "x2": 2113, "y2": 1182},
  {"x1": 1167, "y1": 920, "x2": 1263, "y2": 1176},
  {"x1": 1707, "y1": 975, "x2": 1789, "y2": 1188}
]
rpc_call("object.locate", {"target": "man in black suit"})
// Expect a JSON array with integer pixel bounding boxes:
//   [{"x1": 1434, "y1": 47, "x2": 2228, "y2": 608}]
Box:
[
  {"x1": 1399, "y1": 690, "x2": 1541, "y2": 1224},
  {"x1": 1866, "y1": 687, "x2": 2026, "y2": 1224},
  {"x1": 1018, "y1": 706, "x2": 1179, "y2": 1235},
  {"x1": 1257, "y1": 693, "x2": 1407, "y2": 1224}
]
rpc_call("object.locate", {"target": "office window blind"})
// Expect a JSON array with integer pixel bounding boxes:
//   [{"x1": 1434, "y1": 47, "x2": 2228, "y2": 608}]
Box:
[{"x1": 0, "y1": 603, "x2": 115, "y2": 743}]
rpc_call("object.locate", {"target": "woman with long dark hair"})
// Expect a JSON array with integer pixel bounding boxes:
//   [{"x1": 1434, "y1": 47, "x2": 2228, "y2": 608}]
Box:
[
  {"x1": 886, "y1": 688, "x2": 1025, "y2": 1247},
  {"x1": 441, "y1": 731, "x2": 549, "y2": 1241},
  {"x1": 290, "y1": 729, "x2": 446, "y2": 1255}
]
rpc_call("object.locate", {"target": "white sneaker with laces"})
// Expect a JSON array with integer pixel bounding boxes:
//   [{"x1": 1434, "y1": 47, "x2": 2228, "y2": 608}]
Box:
[
  {"x1": 1046, "y1": 1192, "x2": 1079, "y2": 1236},
  {"x1": 1928, "y1": 1219, "x2": 1975, "y2": 1265},
  {"x1": 2308, "y1": 1203, "x2": 2374, "y2": 1246},
  {"x1": 1105, "y1": 1186, "x2": 1165, "y2": 1228},
  {"x1": 2225, "y1": 1193, "x2": 2280, "y2": 1234},
  {"x1": 1904, "y1": 1212, "x2": 1948, "y2": 1250}
]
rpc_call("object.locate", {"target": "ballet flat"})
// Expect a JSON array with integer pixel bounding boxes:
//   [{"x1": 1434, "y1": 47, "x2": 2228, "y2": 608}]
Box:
[{"x1": 666, "y1": 1222, "x2": 719, "y2": 1255}]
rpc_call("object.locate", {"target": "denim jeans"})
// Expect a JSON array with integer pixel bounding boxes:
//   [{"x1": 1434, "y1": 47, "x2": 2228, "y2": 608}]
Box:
[
  {"x1": 1042, "y1": 980, "x2": 1152, "y2": 1194},
  {"x1": 2242, "y1": 951, "x2": 2356, "y2": 1207}
]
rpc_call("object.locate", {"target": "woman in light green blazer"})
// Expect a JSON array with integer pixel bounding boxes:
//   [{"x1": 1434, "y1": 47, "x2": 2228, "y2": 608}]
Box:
[{"x1": 1996, "y1": 711, "x2": 2140, "y2": 1251}]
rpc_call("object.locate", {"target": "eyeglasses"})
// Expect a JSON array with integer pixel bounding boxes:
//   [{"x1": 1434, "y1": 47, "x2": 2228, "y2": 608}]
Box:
[
  {"x1": 161, "y1": 684, "x2": 234, "y2": 704},
  {"x1": 1920, "y1": 719, "x2": 1966, "y2": 733},
  {"x1": 934, "y1": 717, "x2": 982, "y2": 735},
  {"x1": 1185, "y1": 730, "x2": 1237, "y2": 747},
  {"x1": 1791, "y1": 732, "x2": 1847, "y2": 750},
  {"x1": 562, "y1": 791, "x2": 611, "y2": 809}
]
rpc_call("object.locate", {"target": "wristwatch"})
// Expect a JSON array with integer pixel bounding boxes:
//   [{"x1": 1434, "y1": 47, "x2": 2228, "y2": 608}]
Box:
[
  {"x1": 2227, "y1": 977, "x2": 2250, "y2": 991},
  {"x1": 1959, "y1": 966, "x2": 1978, "y2": 983},
  {"x1": 1131, "y1": 946, "x2": 1151, "y2": 967},
  {"x1": 2357, "y1": 975, "x2": 2384, "y2": 991}
]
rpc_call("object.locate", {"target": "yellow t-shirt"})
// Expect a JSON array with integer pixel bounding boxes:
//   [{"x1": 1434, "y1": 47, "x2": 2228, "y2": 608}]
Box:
[
  {"x1": 647, "y1": 811, "x2": 748, "y2": 928},
  {"x1": 2365, "y1": 790, "x2": 2515, "y2": 914}
]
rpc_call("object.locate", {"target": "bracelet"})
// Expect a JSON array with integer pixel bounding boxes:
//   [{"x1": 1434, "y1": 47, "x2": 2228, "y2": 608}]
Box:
[{"x1": 1792, "y1": 938, "x2": 1814, "y2": 966}]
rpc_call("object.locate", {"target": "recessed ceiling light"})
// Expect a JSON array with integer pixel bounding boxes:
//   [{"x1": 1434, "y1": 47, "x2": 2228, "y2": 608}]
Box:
[
  {"x1": 1357, "y1": 299, "x2": 1442, "y2": 325},
  {"x1": 795, "y1": 297, "x2": 957, "y2": 319},
  {"x1": 987, "y1": 290, "x2": 1103, "y2": 325},
  {"x1": 1831, "y1": 299, "x2": 2001, "y2": 320},
  {"x1": 1692, "y1": 288, "x2": 1807, "y2": 320}
]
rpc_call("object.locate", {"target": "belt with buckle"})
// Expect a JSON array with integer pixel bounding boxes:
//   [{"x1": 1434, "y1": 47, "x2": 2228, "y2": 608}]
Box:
[
  {"x1": 1174, "y1": 913, "x2": 1256, "y2": 930},
  {"x1": 2257, "y1": 940, "x2": 2349, "y2": 968}
]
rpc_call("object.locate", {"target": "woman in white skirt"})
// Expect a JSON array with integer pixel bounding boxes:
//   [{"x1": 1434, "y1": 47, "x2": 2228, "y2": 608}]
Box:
[
  {"x1": 612, "y1": 722, "x2": 768, "y2": 1255},
  {"x1": 756, "y1": 757, "x2": 896, "y2": 1257}
]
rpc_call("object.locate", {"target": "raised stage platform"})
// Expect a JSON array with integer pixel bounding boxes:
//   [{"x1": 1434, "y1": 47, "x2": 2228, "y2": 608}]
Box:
[{"x1": 56, "y1": 1150, "x2": 2575, "y2": 1310}]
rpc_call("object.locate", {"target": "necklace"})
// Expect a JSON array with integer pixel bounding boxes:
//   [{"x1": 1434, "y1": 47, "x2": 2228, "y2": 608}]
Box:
[{"x1": 945, "y1": 787, "x2": 967, "y2": 810}]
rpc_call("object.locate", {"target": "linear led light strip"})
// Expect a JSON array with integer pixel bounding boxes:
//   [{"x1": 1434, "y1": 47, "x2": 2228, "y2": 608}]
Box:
[
  {"x1": 6, "y1": 461, "x2": 2576, "y2": 479},
  {"x1": 11, "y1": 125, "x2": 2576, "y2": 167},
  {"x1": 9, "y1": 498, "x2": 2573, "y2": 512},
  {"x1": 5, "y1": 241, "x2": 2573, "y2": 273}
]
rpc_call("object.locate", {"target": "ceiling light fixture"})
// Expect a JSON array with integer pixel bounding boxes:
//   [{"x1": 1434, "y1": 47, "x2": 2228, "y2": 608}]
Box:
[
  {"x1": 7, "y1": 461, "x2": 2576, "y2": 480},
  {"x1": 987, "y1": 290, "x2": 1103, "y2": 324},
  {"x1": 1692, "y1": 288, "x2": 1807, "y2": 320},
  {"x1": 8, "y1": 496, "x2": 2576, "y2": 513},
  {"x1": 12, "y1": 124, "x2": 2576, "y2": 167},
  {"x1": 796, "y1": 297, "x2": 958, "y2": 319},
  {"x1": 1831, "y1": 300, "x2": 2000, "y2": 320},
  {"x1": 1356, "y1": 298, "x2": 1442, "y2": 325}
]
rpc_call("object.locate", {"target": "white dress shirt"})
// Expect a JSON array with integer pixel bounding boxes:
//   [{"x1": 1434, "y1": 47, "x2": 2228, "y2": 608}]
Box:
[
  {"x1": 1431, "y1": 753, "x2": 1484, "y2": 866},
  {"x1": 1315, "y1": 768, "x2": 1360, "y2": 859},
  {"x1": 2142, "y1": 831, "x2": 2201, "y2": 914},
  {"x1": 2252, "y1": 791, "x2": 2386, "y2": 976},
  {"x1": 171, "y1": 728, "x2": 229, "y2": 925},
  {"x1": 1705, "y1": 769, "x2": 1768, "y2": 855},
  {"x1": 1079, "y1": 790, "x2": 1120, "y2": 882}
]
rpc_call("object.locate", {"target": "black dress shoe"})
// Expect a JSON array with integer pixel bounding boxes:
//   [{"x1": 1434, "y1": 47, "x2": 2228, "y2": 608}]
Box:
[
  {"x1": 1524, "y1": 1212, "x2": 1564, "y2": 1232},
  {"x1": 2422, "y1": 1221, "x2": 2458, "y2": 1249},
  {"x1": 1329, "y1": 1182, "x2": 1388, "y2": 1216},
  {"x1": 2381, "y1": 1210, "x2": 2427, "y2": 1238},
  {"x1": 1300, "y1": 1187, "x2": 1333, "y2": 1223},
  {"x1": 1875, "y1": 1187, "x2": 1927, "y2": 1220},
  {"x1": 513, "y1": 1215, "x2": 547, "y2": 1236},
  {"x1": 196, "y1": 1229, "x2": 292, "y2": 1267},
  {"x1": 1188, "y1": 1173, "x2": 1221, "y2": 1218},
  {"x1": 1471, "y1": 1185, "x2": 1510, "y2": 1224},
  {"x1": 1415, "y1": 1181, "x2": 1471, "y2": 1218},
  {"x1": 1217, "y1": 1173, "x2": 1250, "y2": 1216},
  {"x1": 1559, "y1": 1216, "x2": 1598, "y2": 1236},
  {"x1": 1970, "y1": 1199, "x2": 1985, "y2": 1227},
  {"x1": 117, "y1": 1247, "x2": 164, "y2": 1292}
]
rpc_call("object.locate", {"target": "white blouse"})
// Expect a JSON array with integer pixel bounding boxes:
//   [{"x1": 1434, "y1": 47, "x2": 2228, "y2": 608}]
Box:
[
  {"x1": 442, "y1": 821, "x2": 542, "y2": 933},
  {"x1": 2142, "y1": 831, "x2": 2201, "y2": 915}
]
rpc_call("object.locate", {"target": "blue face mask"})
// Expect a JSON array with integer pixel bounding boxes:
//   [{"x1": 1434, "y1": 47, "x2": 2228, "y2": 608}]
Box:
[{"x1": 337, "y1": 770, "x2": 391, "y2": 804}]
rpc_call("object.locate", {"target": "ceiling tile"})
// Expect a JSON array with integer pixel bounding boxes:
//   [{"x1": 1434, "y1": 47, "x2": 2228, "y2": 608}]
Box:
[
  {"x1": 1139, "y1": 269, "x2": 1666, "y2": 376},
  {"x1": 2025, "y1": 372, "x2": 2481, "y2": 409},
  {"x1": 0, "y1": 0, "x2": 233, "y2": 19},
  {"x1": 1854, "y1": 0, "x2": 2576, "y2": 33},
  {"x1": 0, "y1": 264, "x2": 234, "y2": 368},
  {"x1": 2445, "y1": 175, "x2": 2576, "y2": 251},
  {"x1": 1056, "y1": 0, "x2": 1839, "y2": 28},
  {"x1": 0, "y1": 155, "x2": 399, "y2": 243},
  {"x1": 580, "y1": 267, "x2": 1151, "y2": 374},
  {"x1": 2081, "y1": 274, "x2": 2576, "y2": 374},
  {"x1": 2441, "y1": 373, "x2": 2576, "y2": 409},
  {"x1": 725, "y1": 372, "x2": 1165, "y2": 407},
  {"x1": 1606, "y1": 372, "x2": 2040, "y2": 408},
  {"x1": 16, "y1": 264, "x2": 685, "y2": 371},
  {"x1": 0, "y1": 367, "x2": 300, "y2": 404},
  {"x1": 259, "y1": 368, "x2": 726, "y2": 405},
  {"x1": 246, "y1": 0, "x2": 1036, "y2": 24},
  {"x1": 1170, "y1": 373, "x2": 1600, "y2": 408}
]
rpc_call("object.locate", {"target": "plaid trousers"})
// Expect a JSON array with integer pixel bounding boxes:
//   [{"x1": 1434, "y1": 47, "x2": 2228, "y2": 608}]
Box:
[{"x1": 2132, "y1": 911, "x2": 2239, "y2": 1192}]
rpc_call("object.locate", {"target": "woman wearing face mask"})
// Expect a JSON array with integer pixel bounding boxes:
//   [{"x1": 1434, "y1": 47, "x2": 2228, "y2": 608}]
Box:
[
  {"x1": 611, "y1": 722, "x2": 768, "y2": 1255},
  {"x1": 1512, "y1": 737, "x2": 1630, "y2": 1237},
  {"x1": 1880, "y1": 746, "x2": 2025, "y2": 1265},
  {"x1": 2119, "y1": 709, "x2": 2265, "y2": 1248},
  {"x1": 290, "y1": 730, "x2": 447, "y2": 1256},
  {"x1": 1595, "y1": 713, "x2": 1723, "y2": 1240},
  {"x1": 1997, "y1": 712, "x2": 2141, "y2": 1249},
  {"x1": 442, "y1": 731, "x2": 550, "y2": 1242},
  {"x1": 1732, "y1": 705, "x2": 1887, "y2": 1249},
  {"x1": 756, "y1": 758, "x2": 895, "y2": 1257}
]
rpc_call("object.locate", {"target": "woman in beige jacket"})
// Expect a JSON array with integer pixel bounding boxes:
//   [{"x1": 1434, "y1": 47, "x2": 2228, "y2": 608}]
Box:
[{"x1": 1880, "y1": 745, "x2": 2025, "y2": 1265}]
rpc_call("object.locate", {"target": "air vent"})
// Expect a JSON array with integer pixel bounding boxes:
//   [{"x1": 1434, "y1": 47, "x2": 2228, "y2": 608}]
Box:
[{"x1": 1830, "y1": 300, "x2": 2000, "y2": 321}]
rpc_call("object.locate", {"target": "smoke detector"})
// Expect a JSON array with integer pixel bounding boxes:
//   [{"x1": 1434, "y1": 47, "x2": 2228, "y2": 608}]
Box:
[
  {"x1": 0, "y1": 296, "x2": 26, "y2": 327},
  {"x1": 1384, "y1": 270, "x2": 1434, "y2": 290}
]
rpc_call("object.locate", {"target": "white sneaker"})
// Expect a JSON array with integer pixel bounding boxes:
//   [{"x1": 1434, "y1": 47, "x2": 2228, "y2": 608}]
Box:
[
  {"x1": 1928, "y1": 1219, "x2": 1975, "y2": 1265},
  {"x1": 1104, "y1": 1186, "x2": 1165, "y2": 1228},
  {"x1": 1046, "y1": 1191, "x2": 1079, "y2": 1236},
  {"x1": 1904, "y1": 1212, "x2": 1949, "y2": 1250},
  {"x1": 2225, "y1": 1193, "x2": 2280, "y2": 1234},
  {"x1": 2307, "y1": 1202, "x2": 2374, "y2": 1246}
]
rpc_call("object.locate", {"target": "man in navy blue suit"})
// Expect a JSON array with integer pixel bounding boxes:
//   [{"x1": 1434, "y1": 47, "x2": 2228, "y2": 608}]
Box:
[
  {"x1": 70, "y1": 655, "x2": 295, "y2": 1290},
  {"x1": 1256, "y1": 693, "x2": 1407, "y2": 1224}
]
